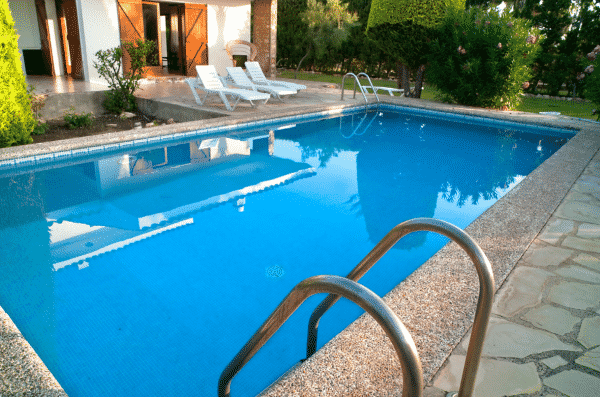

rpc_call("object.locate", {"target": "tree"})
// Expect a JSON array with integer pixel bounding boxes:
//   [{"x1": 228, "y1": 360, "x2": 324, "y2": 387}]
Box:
[
  {"x1": 295, "y1": 0, "x2": 359, "y2": 77},
  {"x1": 277, "y1": 0, "x2": 310, "y2": 69},
  {"x1": 0, "y1": 0, "x2": 35, "y2": 147},
  {"x1": 367, "y1": 0, "x2": 465, "y2": 98}
]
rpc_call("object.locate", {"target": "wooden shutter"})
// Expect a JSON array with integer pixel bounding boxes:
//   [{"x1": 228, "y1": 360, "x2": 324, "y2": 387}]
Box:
[
  {"x1": 57, "y1": 0, "x2": 83, "y2": 78},
  {"x1": 117, "y1": 0, "x2": 143, "y2": 75},
  {"x1": 184, "y1": 3, "x2": 207, "y2": 76}
]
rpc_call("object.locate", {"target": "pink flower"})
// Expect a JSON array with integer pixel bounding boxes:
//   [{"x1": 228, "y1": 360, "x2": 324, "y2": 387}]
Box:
[
  {"x1": 587, "y1": 52, "x2": 597, "y2": 61},
  {"x1": 485, "y1": 21, "x2": 491, "y2": 26},
  {"x1": 497, "y1": 42, "x2": 503, "y2": 49},
  {"x1": 594, "y1": 45, "x2": 600, "y2": 54},
  {"x1": 526, "y1": 35, "x2": 538, "y2": 44},
  {"x1": 577, "y1": 73, "x2": 586, "y2": 80},
  {"x1": 457, "y1": 46, "x2": 467, "y2": 55},
  {"x1": 522, "y1": 81, "x2": 530, "y2": 89},
  {"x1": 585, "y1": 65, "x2": 595, "y2": 74}
]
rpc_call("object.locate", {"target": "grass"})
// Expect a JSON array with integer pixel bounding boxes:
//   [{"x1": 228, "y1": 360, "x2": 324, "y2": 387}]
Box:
[{"x1": 277, "y1": 70, "x2": 596, "y2": 120}]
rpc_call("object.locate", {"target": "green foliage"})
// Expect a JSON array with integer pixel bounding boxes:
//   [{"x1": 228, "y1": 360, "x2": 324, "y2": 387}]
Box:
[
  {"x1": 31, "y1": 121, "x2": 49, "y2": 135},
  {"x1": 63, "y1": 108, "x2": 94, "y2": 129},
  {"x1": 427, "y1": 7, "x2": 541, "y2": 109},
  {"x1": 93, "y1": 39, "x2": 156, "y2": 113},
  {"x1": 277, "y1": 0, "x2": 309, "y2": 68},
  {"x1": 302, "y1": 0, "x2": 358, "y2": 58},
  {"x1": 367, "y1": 0, "x2": 465, "y2": 30},
  {"x1": 295, "y1": 0, "x2": 359, "y2": 75},
  {"x1": 0, "y1": 1, "x2": 34, "y2": 147},
  {"x1": 582, "y1": 45, "x2": 600, "y2": 120}
]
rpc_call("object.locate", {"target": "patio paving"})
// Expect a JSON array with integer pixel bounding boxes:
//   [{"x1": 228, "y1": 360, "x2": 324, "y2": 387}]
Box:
[{"x1": 2, "y1": 75, "x2": 600, "y2": 396}]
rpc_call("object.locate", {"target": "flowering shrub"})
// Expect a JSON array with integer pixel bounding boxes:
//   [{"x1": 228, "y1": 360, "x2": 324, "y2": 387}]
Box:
[
  {"x1": 582, "y1": 45, "x2": 600, "y2": 120},
  {"x1": 427, "y1": 8, "x2": 541, "y2": 109}
]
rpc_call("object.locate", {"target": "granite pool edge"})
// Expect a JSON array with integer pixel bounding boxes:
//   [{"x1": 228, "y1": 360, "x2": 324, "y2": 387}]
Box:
[{"x1": 0, "y1": 99, "x2": 597, "y2": 396}]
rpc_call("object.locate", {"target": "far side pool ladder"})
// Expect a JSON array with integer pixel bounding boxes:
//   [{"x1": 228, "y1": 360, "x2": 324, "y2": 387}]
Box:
[
  {"x1": 341, "y1": 72, "x2": 380, "y2": 108},
  {"x1": 218, "y1": 218, "x2": 495, "y2": 397}
]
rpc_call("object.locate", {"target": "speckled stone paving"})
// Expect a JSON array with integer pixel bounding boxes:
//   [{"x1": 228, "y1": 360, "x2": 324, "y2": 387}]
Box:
[{"x1": 1, "y1": 77, "x2": 599, "y2": 396}]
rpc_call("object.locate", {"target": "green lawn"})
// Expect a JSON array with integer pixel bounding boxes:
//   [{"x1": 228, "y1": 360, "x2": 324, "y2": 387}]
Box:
[{"x1": 277, "y1": 70, "x2": 596, "y2": 120}]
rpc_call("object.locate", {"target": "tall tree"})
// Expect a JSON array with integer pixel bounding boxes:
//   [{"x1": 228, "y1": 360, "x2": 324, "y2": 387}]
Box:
[
  {"x1": 295, "y1": 0, "x2": 359, "y2": 77},
  {"x1": 515, "y1": 0, "x2": 574, "y2": 95},
  {"x1": 366, "y1": 0, "x2": 465, "y2": 98}
]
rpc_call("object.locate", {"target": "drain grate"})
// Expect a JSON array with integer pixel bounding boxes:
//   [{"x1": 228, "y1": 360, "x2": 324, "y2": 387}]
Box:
[{"x1": 265, "y1": 265, "x2": 285, "y2": 279}]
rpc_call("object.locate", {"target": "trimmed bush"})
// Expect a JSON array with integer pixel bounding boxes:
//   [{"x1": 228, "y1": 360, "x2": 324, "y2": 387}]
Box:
[
  {"x1": 0, "y1": 1, "x2": 35, "y2": 147},
  {"x1": 427, "y1": 8, "x2": 540, "y2": 109}
]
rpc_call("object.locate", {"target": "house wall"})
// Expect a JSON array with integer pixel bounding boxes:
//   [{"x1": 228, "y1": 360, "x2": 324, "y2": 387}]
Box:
[
  {"x1": 205, "y1": 0, "x2": 251, "y2": 76},
  {"x1": 9, "y1": 0, "x2": 41, "y2": 75},
  {"x1": 78, "y1": 0, "x2": 122, "y2": 84}
]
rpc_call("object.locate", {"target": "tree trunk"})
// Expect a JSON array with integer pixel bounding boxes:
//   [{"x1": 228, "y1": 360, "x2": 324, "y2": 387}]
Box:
[
  {"x1": 295, "y1": 42, "x2": 312, "y2": 79},
  {"x1": 400, "y1": 63, "x2": 411, "y2": 97},
  {"x1": 413, "y1": 64, "x2": 426, "y2": 99}
]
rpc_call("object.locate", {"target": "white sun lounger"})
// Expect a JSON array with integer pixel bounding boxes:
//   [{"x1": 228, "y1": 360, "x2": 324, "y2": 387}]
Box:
[
  {"x1": 245, "y1": 61, "x2": 307, "y2": 91},
  {"x1": 225, "y1": 67, "x2": 296, "y2": 101},
  {"x1": 186, "y1": 65, "x2": 270, "y2": 111},
  {"x1": 363, "y1": 86, "x2": 424, "y2": 96}
]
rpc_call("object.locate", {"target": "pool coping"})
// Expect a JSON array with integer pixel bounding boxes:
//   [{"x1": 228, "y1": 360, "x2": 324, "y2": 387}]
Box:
[{"x1": 1, "y1": 97, "x2": 599, "y2": 396}]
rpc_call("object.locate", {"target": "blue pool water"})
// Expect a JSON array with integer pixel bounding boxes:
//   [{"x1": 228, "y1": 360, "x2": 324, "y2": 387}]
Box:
[{"x1": 0, "y1": 107, "x2": 572, "y2": 396}]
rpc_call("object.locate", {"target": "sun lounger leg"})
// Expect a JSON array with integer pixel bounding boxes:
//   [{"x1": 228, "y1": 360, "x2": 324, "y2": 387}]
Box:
[{"x1": 218, "y1": 92, "x2": 233, "y2": 111}]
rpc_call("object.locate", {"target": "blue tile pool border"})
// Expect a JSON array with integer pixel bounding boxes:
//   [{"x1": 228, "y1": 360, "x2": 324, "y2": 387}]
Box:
[{"x1": 0, "y1": 103, "x2": 577, "y2": 173}]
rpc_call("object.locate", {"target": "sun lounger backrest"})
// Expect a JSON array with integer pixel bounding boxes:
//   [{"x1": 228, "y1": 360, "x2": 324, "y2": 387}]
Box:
[
  {"x1": 226, "y1": 67, "x2": 254, "y2": 86},
  {"x1": 196, "y1": 65, "x2": 225, "y2": 90},
  {"x1": 245, "y1": 62, "x2": 269, "y2": 84}
]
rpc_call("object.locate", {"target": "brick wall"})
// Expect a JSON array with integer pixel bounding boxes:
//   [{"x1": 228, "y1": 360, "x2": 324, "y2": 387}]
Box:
[{"x1": 253, "y1": 0, "x2": 277, "y2": 77}]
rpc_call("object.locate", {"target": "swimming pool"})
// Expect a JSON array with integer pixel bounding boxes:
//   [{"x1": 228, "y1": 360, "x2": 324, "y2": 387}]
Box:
[{"x1": 0, "y1": 105, "x2": 573, "y2": 396}]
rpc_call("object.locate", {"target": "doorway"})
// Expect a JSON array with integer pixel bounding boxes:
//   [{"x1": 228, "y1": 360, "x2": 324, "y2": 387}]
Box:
[{"x1": 117, "y1": 0, "x2": 207, "y2": 77}]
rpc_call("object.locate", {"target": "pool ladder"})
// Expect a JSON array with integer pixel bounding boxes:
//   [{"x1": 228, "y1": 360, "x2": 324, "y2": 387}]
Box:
[
  {"x1": 341, "y1": 72, "x2": 380, "y2": 108},
  {"x1": 218, "y1": 218, "x2": 495, "y2": 397}
]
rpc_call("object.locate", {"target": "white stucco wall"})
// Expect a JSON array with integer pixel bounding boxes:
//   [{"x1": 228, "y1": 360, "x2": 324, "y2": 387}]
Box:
[
  {"x1": 9, "y1": 0, "x2": 41, "y2": 50},
  {"x1": 9, "y1": 0, "x2": 40, "y2": 75},
  {"x1": 206, "y1": 0, "x2": 251, "y2": 76},
  {"x1": 78, "y1": 0, "x2": 121, "y2": 84}
]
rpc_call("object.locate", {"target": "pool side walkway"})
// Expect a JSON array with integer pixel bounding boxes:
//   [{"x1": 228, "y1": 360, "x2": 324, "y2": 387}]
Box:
[
  {"x1": 431, "y1": 153, "x2": 600, "y2": 397},
  {"x1": 1, "y1": 76, "x2": 600, "y2": 396}
]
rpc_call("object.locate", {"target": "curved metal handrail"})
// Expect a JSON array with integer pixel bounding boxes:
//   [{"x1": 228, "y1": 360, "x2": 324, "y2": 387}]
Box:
[
  {"x1": 341, "y1": 72, "x2": 369, "y2": 107},
  {"x1": 218, "y1": 275, "x2": 424, "y2": 397},
  {"x1": 306, "y1": 218, "x2": 495, "y2": 397},
  {"x1": 357, "y1": 72, "x2": 381, "y2": 104}
]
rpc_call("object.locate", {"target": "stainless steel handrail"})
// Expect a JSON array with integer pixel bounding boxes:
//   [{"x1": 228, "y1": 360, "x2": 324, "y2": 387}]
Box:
[
  {"x1": 357, "y1": 72, "x2": 380, "y2": 103},
  {"x1": 218, "y1": 275, "x2": 424, "y2": 397},
  {"x1": 341, "y1": 73, "x2": 367, "y2": 104},
  {"x1": 305, "y1": 218, "x2": 495, "y2": 397}
]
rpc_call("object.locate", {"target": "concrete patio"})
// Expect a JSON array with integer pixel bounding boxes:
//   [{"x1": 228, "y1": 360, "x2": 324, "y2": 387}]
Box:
[{"x1": 2, "y1": 75, "x2": 600, "y2": 396}]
